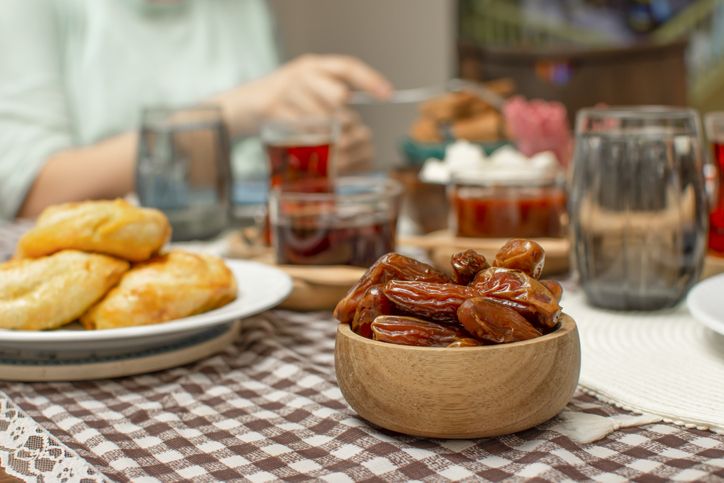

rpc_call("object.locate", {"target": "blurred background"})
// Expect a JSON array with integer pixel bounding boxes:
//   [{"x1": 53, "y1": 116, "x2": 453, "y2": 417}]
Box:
[
  {"x1": 271, "y1": 0, "x2": 724, "y2": 166},
  {"x1": 270, "y1": 0, "x2": 455, "y2": 168}
]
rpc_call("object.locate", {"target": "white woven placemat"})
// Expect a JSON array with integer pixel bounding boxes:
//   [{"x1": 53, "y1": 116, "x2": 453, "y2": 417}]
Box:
[{"x1": 563, "y1": 290, "x2": 724, "y2": 434}]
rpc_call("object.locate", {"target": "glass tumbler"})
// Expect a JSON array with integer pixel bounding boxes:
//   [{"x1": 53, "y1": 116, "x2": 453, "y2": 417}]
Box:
[
  {"x1": 136, "y1": 105, "x2": 231, "y2": 241},
  {"x1": 570, "y1": 107, "x2": 709, "y2": 310},
  {"x1": 269, "y1": 177, "x2": 402, "y2": 267}
]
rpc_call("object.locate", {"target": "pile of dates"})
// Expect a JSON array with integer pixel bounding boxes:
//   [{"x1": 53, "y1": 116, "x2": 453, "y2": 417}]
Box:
[{"x1": 333, "y1": 239, "x2": 563, "y2": 347}]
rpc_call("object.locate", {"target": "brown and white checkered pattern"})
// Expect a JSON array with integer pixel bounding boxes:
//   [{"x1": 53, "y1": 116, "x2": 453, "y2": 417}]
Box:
[
  {"x1": 0, "y1": 310, "x2": 722, "y2": 482},
  {"x1": 1, "y1": 223, "x2": 723, "y2": 481}
]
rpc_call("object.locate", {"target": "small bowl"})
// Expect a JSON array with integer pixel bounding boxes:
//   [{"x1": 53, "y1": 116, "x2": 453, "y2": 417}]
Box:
[
  {"x1": 269, "y1": 177, "x2": 402, "y2": 268},
  {"x1": 335, "y1": 314, "x2": 580, "y2": 439},
  {"x1": 449, "y1": 174, "x2": 568, "y2": 240}
]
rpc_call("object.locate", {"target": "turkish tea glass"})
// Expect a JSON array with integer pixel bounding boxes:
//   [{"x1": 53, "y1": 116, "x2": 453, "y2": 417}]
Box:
[
  {"x1": 704, "y1": 112, "x2": 724, "y2": 254},
  {"x1": 570, "y1": 107, "x2": 709, "y2": 310},
  {"x1": 262, "y1": 117, "x2": 339, "y2": 190}
]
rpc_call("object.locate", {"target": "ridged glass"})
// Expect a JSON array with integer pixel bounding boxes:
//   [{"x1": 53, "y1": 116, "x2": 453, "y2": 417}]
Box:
[{"x1": 570, "y1": 107, "x2": 709, "y2": 310}]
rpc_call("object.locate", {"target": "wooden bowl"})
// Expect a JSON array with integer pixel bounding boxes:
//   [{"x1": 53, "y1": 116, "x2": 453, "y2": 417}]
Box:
[{"x1": 335, "y1": 314, "x2": 580, "y2": 439}]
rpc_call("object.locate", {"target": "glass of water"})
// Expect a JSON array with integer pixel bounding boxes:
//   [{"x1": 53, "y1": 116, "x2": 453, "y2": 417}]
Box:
[
  {"x1": 570, "y1": 106, "x2": 709, "y2": 310},
  {"x1": 136, "y1": 105, "x2": 231, "y2": 241}
]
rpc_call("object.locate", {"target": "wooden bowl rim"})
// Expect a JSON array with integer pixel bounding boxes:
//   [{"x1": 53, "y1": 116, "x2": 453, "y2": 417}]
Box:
[{"x1": 336, "y1": 313, "x2": 576, "y2": 352}]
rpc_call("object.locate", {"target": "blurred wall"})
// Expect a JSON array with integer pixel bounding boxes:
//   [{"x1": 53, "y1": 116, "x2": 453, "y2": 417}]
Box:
[{"x1": 269, "y1": 0, "x2": 455, "y2": 168}]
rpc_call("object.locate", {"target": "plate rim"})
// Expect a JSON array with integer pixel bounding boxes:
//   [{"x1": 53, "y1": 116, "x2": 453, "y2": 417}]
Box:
[
  {"x1": 0, "y1": 322, "x2": 241, "y2": 382},
  {"x1": 687, "y1": 273, "x2": 724, "y2": 336},
  {"x1": 0, "y1": 259, "x2": 292, "y2": 343}
]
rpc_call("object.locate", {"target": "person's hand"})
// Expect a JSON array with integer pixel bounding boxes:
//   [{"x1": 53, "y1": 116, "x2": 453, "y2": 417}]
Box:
[
  {"x1": 216, "y1": 54, "x2": 392, "y2": 136},
  {"x1": 256, "y1": 54, "x2": 392, "y2": 121},
  {"x1": 335, "y1": 108, "x2": 374, "y2": 174}
]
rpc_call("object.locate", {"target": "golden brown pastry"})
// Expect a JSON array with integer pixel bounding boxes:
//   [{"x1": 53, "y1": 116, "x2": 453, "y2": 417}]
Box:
[
  {"x1": 452, "y1": 112, "x2": 503, "y2": 142},
  {"x1": 419, "y1": 91, "x2": 478, "y2": 123},
  {"x1": 483, "y1": 77, "x2": 515, "y2": 97},
  {"x1": 81, "y1": 250, "x2": 237, "y2": 330},
  {"x1": 16, "y1": 199, "x2": 171, "y2": 262},
  {"x1": 0, "y1": 250, "x2": 129, "y2": 331},
  {"x1": 409, "y1": 117, "x2": 443, "y2": 143}
]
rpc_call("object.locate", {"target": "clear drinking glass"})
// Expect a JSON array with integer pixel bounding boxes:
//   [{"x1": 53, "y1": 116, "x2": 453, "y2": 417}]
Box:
[
  {"x1": 136, "y1": 105, "x2": 231, "y2": 241},
  {"x1": 261, "y1": 117, "x2": 339, "y2": 190},
  {"x1": 259, "y1": 117, "x2": 339, "y2": 245},
  {"x1": 268, "y1": 177, "x2": 402, "y2": 267},
  {"x1": 570, "y1": 107, "x2": 709, "y2": 310}
]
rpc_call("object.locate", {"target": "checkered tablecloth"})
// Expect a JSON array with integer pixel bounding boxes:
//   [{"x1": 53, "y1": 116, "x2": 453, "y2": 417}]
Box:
[
  {"x1": 0, "y1": 310, "x2": 722, "y2": 482},
  {"x1": 1, "y1": 224, "x2": 723, "y2": 481}
]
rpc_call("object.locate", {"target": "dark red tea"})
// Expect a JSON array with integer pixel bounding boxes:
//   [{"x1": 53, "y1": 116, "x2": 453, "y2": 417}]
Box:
[
  {"x1": 263, "y1": 141, "x2": 333, "y2": 245},
  {"x1": 709, "y1": 142, "x2": 724, "y2": 253},
  {"x1": 272, "y1": 214, "x2": 396, "y2": 267},
  {"x1": 266, "y1": 142, "x2": 332, "y2": 189},
  {"x1": 452, "y1": 187, "x2": 566, "y2": 238}
]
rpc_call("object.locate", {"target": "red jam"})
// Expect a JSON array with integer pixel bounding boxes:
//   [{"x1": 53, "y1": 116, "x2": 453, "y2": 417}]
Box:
[{"x1": 451, "y1": 184, "x2": 567, "y2": 239}]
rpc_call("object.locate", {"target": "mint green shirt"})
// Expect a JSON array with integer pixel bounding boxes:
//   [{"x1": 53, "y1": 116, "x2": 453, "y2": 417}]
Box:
[{"x1": 0, "y1": 0, "x2": 278, "y2": 219}]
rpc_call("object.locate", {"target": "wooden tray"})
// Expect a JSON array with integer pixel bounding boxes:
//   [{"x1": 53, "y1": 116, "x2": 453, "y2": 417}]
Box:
[
  {"x1": 400, "y1": 231, "x2": 570, "y2": 276},
  {"x1": 225, "y1": 232, "x2": 365, "y2": 311}
]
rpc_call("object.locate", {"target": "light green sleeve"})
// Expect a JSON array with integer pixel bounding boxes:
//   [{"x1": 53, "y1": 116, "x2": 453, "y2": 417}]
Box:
[
  {"x1": 0, "y1": 0, "x2": 72, "y2": 219},
  {"x1": 231, "y1": 0, "x2": 280, "y2": 182}
]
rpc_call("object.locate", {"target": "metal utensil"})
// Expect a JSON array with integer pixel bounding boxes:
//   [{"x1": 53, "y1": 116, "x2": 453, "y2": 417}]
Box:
[{"x1": 348, "y1": 78, "x2": 506, "y2": 110}]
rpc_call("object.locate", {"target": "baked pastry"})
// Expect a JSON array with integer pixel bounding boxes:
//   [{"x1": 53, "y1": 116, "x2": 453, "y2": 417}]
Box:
[
  {"x1": 408, "y1": 78, "x2": 515, "y2": 144},
  {"x1": 16, "y1": 199, "x2": 171, "y2": 262},
  {"x1": 81, "y1": 250, "x2": 237, "y2": 330},
  {"x1": 0, "y1": 250, "x2": 129, "y2": 331},
  {"x1": 409, "y1": 117, "x2": 443, "y2": 143},
  {"x1": 452, "y1": 112, "x2": 503, "y2": 141}
]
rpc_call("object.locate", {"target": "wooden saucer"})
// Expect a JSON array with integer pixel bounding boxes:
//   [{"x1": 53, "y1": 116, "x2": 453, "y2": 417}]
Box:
[{"x1": 225, "y1": 232, "x2": 365, "y2": 311}]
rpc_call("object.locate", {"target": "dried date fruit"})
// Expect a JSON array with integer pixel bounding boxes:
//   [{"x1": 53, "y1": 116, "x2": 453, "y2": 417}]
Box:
[
  {"x1": 371, "y1": 315, "x2": 472, "y2": 347},
  {"x1": 493, "y1": 239, "x2": 545, "y2": 279},
  {"x1": 540, "y1": 279, "x2": 563, "y2": 302},
  {"x1": 382, "y1": 280, "x2": 475, "y2": 323},
  {"x1": 333, "y1": 253, "x2": 451, "y2": 324},
  {"x1": 470, "y1": 267, "x2": 561, "y2": 329},
  {"x1": 351, "y1": 285, "x2": 395, "y2": 338},
  {"x1": 446, "y1": 337, "x2": 481, "y2": 348},
  {"x1": 451, "y1": 249, "x2": 490, "y2": 285},
  {"x1": 458, "y1": 297, "x2": 542, "y2": 344}
]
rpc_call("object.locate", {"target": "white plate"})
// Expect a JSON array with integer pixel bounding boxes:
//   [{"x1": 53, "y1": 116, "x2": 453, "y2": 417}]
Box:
[
  {"x1": 0, "y1": 259, "x2": 292, "y2": 353},
  {"x1": 687, "y1": 273, "x2": 724, "y2": 336},
  {"x1": 0, "y1": 322, "x2": 241, "y2": 381}
]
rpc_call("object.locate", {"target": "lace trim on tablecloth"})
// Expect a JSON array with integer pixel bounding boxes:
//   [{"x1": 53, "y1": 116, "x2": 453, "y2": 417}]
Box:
[{"x1": 0, "y1": 391, "x2": 106, "y2": 482}]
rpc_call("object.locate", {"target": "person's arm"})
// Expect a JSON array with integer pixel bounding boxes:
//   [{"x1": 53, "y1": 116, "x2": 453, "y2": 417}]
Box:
[
  {"x1": 17, "y1": 55, "x2": 391, "y2": 217},
  {"x1": 18, "y1": 133, "x2": 137, "y2": 217},
  {"x1": 0, "y1": 0, "x2": 74, "y2": 220},
  {"x1": 213, "y1": 54, "x2": 392, "y2": 137}
]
